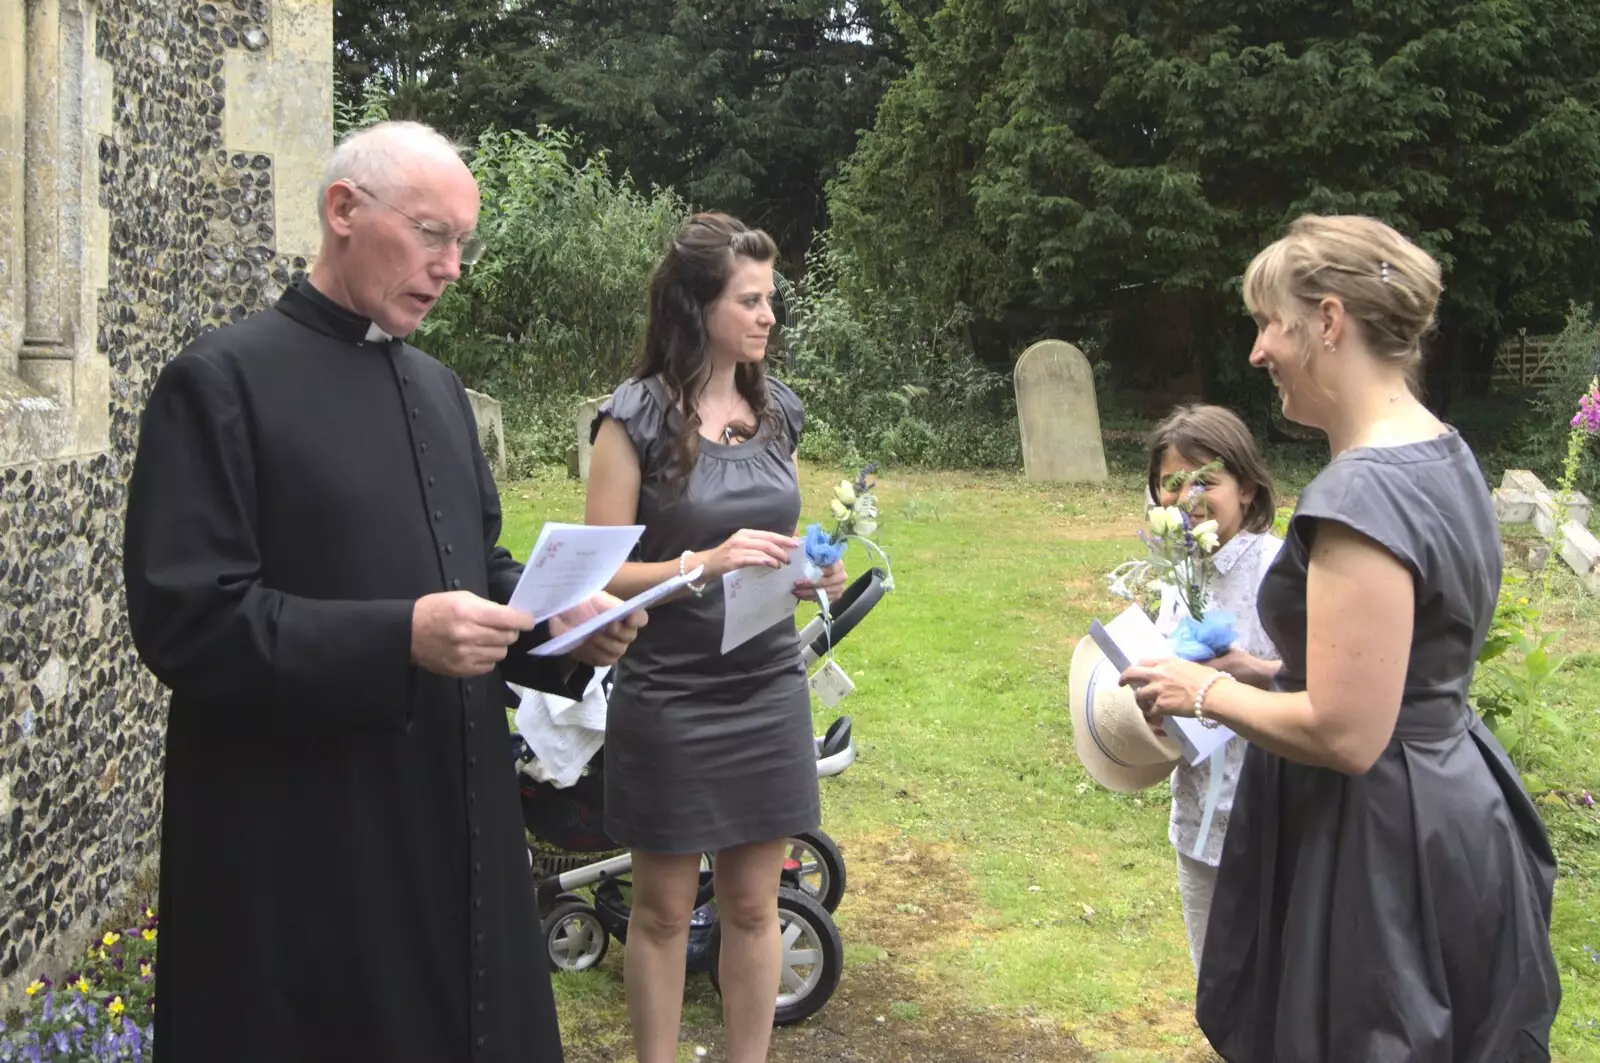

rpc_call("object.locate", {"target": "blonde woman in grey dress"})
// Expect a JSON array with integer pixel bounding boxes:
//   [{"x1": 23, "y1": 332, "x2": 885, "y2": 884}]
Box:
[
  {"x1": 585, "y1": 212, "x2": 847, "y2": 1063},
  {"x1": 1123, "y1": 215, "x2": 1560, "y2": 1061}
]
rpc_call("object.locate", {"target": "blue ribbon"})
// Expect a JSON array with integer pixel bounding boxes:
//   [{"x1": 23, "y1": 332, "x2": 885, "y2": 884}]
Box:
[
  {"x1": 1174, "y1": 610, "x2": 1237, "y2": 861},
  {"x1": 1171, "y1": 611, "x2": 1237, "y2": 662}
]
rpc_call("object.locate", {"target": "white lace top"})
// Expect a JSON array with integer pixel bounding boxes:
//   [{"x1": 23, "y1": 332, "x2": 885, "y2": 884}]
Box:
[{"x1": 1157, "y1": 530, "x2": 1283, "y2": 866}]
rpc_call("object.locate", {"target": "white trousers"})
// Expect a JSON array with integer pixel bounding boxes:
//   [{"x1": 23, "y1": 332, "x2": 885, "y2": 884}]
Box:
[{"x1": 1176, "y1": 849, "x2": 1218, "y2": 976}]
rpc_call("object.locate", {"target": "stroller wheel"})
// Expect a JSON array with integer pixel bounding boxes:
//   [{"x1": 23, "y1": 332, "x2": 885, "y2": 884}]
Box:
[
  {"x1": 709, "y1": 887, "x2": 843, "y2": 1027},
  {"x1": 782, "y1": 829, "x2": 846, "y2": 913},
  {"x1": 544, "y1": 901, "x2": 610, "y2": 973}
]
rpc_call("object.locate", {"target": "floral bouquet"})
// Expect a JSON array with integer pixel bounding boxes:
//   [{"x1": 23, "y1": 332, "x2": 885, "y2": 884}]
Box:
[
  {"x1": 802, "y1": 464, "x2": 887, "y2": 588},
  {"x1": 1106, "y1": 460, "x2": 1235, "y2": 661}
]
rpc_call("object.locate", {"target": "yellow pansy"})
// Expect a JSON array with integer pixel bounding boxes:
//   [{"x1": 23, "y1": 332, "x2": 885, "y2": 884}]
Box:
[
  {"x1": 102, "y1": 932, "x2": 120, "y2": 947},
  {"x1": 25, "y1": 980, "x2": 44, "y2": 996},
  {"x1": 109, "y1": 996, "x2": 125, "y2": 1017},
  {"x1": 140, "y1": 962, "x2": 152, "y2": 978},
  {"x1": 142, "y1": 928, "x2": 157, "y2": 942},
  {"x1": 73, "y1": 976, "x2": 91, "y2": 994}
]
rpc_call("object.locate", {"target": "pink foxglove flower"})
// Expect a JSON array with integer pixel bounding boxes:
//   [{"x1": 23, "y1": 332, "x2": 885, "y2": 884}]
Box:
[{"x1": 1571, "y1": 377, "x2": 1600, "y2": 434}]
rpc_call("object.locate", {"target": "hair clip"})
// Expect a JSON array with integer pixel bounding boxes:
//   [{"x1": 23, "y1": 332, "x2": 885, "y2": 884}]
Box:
[{"x1": 1379, "y1": 261, "x2": 1391, "y2": 284}]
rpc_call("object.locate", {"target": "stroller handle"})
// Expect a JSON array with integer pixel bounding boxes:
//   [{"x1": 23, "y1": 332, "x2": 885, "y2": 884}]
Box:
[{"x1": 799, "y1": 567, "x2": 887, "y2": 665}]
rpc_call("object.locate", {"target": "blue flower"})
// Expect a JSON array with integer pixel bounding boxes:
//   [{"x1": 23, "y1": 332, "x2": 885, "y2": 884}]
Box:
[{"x1": 803, "y1": 523, "x2": 846, "y2": 567}]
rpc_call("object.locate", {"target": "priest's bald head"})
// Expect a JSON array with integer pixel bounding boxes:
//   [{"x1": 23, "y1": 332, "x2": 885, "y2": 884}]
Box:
[{"x1": 309, "y1": 120, "x2": 483, "y2": 338}]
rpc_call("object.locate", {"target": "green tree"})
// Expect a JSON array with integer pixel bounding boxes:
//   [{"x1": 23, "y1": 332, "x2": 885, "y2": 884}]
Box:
[
  {"x1": 334, "y1": 0, "x2": 504, "y2": 119},
  {"x1": 830, "y1": 0, "x2": 1600, "y2": 404},
  {"x1": 357, "y1": 0, "x2": 905, "y2": 268}
]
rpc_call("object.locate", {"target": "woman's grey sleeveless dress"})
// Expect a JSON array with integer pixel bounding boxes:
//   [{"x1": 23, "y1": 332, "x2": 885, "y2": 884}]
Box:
[
  {"x1": 591, "y1": 375, "x2": 820, "y2": 854},
  {"x1": 1197, "y1": 431, "x2": 1561, "y2": 1061}
]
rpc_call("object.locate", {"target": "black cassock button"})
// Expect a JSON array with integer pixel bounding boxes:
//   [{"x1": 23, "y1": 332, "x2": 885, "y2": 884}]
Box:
[
  {"x1": 469, "y1": 756, "x2": 478, "y2": 768},
  {"x1": 402, "y1": 375, "x2": 410, "y2": 385},
  {"x1": 433, "y1": 510, "x2": 442, "y2": 521},
  {"x1": 445, "y1": 543, "x2": 454, "y2": 554},
  {"x1": 477, "y1": 1037, "x2": 485, "y2": 1048},
  {"x1": 420, "y1": 442, "x2": 428, "y2": 454},
  {"x1": 474, "y1": 896, "x2": 482, "y2": 910},
  {"x1": 472, "y1": 825, "x2": 481, "y2": 838},
  {"x1": 451, "y1": 577, "x2": 462, "y2": 589},
  {"x1": 464, "y1": 682, "x2": 473, "y2": 695},
  {"x1": 475, "y1": 932, "x2": 484, "y2": 944},
  {"x1": 476, "y1": 968, "x2": 485, "y2": 980},
  {"x1": 428, "y1": 475, "x2": 436, "y2": 486},
  {"x1": 476, "y1": 1001, "x2": 485, "y2": 1013},
  {"x1": 474, "y1": 861, "x2": 482, "y2": 875},
  {"x1": 467, "y1": 719, "x2": 476, "y2": 733},
  {"x1": 411, "y1": 408, "x2": 419, "y2": 419},
  {"x1": 468, "y1": 789, "x2": 476, "y2": 803}
]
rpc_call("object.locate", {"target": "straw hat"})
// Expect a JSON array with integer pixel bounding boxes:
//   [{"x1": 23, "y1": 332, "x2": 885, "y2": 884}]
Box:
[{"x1": 1068, "y1": 635, "x2": 1181, "y2": 792}]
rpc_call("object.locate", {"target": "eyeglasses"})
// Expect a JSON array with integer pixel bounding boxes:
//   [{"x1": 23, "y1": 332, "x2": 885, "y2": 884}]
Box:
[{"x1": 348, "y1": 182, "x2": 486, "y2": 265}]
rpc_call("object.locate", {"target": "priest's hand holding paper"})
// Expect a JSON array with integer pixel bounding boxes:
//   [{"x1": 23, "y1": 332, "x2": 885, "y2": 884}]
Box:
[
  {"x1": 552, "y1": 592, "x2": 648, "y2": 667},
  {"x1": 412, "y1": 591, "x2": 536, "y2": 678}
]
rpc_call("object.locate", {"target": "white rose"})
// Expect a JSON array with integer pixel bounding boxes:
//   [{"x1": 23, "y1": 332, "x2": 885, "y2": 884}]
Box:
[
  {"x1": 835, "y1": 481, "x2": 857, "y2": 506},
  {"x1": 854, "y1": 519, "x2": 877, "y2": 538},
  {"x1": 831, "y1": 499, "x2": 850, "y2": 520},
  {"x1": 1148, "y1": 506, "x2": 1182, "y2": 536}
]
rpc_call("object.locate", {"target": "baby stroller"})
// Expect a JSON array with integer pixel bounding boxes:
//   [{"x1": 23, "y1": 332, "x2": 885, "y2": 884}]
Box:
[{"x1": 511, "y1": 566, "x2": 888, "y2": 1027}]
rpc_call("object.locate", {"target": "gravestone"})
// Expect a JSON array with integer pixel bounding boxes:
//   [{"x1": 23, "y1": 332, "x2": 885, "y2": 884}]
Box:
[
  {"x1": 574, "y1": 393, "x2": 612, "y2": 480},
  {"x1": 464, "y1": 388, "x2": 506, "y2": 478},
  {"x1": 1493, "y1": 468, "x2": 1600, "y2": 594},
  {"x1": 1013, "y1": 339, "x2": 1107, "y2": 482}
]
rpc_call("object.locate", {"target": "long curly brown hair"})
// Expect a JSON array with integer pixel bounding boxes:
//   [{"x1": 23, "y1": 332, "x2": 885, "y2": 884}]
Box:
[{"x1": 635, "y1": 212, "x2": 781, "y2": 493}]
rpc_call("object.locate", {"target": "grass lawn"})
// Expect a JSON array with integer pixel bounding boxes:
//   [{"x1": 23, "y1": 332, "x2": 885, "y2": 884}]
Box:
[{"x1": 499, "y1": 458, "x2": 1600, "y2": 1063}]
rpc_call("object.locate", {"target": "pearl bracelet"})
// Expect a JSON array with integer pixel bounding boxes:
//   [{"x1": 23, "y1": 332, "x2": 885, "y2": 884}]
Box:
[
  {"x1": 1194, "y1": 670, "x2": 1234, "y2": 721},
  {"x1": 679, "y1": 550, "x2": 707, "y2": 597}
]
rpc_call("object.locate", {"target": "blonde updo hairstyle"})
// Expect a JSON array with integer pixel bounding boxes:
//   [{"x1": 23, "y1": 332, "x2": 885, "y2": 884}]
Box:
[{"x1": 1243, "y1": 214, "x2": 1444, "y2": 388}]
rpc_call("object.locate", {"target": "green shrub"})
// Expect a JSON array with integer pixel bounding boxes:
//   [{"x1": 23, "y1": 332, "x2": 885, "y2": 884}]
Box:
[
  {"x1": 417, "y1": 127, "x2": 690, "y2": 468},
  {"x1": 776, "y1": 239, "x2": 1019, "y2": 470}
]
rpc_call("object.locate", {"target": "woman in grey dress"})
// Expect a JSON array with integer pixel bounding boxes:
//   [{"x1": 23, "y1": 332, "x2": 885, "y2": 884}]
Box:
[
  {"x1": 1123, "y1": 215, "x2": 1561, "y2": 1061},
  {"x1": 585, "y1": 212, "x2": 847, "y2": 1063}
]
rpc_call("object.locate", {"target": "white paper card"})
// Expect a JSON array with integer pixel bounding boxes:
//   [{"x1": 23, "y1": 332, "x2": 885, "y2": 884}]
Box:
[
  {"x1": 808, "y1": 659, "x2": 855, "y2": 707},
  {"x1": 529, "y1": 566, "x2": 701, "y2": 657},
  {"x1": 508, "y1": 522, "x2": 644, "y2": 622},
  {"x1": 1091, "y1": 604, "x2": 1236, "y2": 766},
  {"x1": 721, "y1": 545, "x2": 809, "y2": 654}
]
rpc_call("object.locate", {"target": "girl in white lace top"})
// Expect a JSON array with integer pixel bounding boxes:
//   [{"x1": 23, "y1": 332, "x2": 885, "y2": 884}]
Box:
[{"x1": 1145, "y1": 405, "x2": 1283, "y2": 976}]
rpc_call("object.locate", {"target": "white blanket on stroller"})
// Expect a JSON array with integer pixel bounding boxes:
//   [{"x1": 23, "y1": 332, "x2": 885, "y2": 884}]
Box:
[{"x1": 512, "y1": 667, "x2": 609, "y2": 789}]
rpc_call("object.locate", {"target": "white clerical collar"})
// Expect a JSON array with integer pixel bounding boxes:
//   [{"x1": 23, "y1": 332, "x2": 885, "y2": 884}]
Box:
[{"x1": 365, "y1": 322, "x2": 393, "y2": 343}]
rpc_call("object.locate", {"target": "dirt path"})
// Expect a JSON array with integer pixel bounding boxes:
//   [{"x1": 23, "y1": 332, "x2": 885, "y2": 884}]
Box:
[{"x1": 560, "y1": 833, "x2": 1203, "y2": 1063}]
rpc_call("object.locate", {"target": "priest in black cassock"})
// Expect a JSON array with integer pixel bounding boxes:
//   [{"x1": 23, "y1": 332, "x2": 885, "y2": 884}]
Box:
[{"x1": 122, "y1": 120, "x2": 644, "y2": 1063}]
